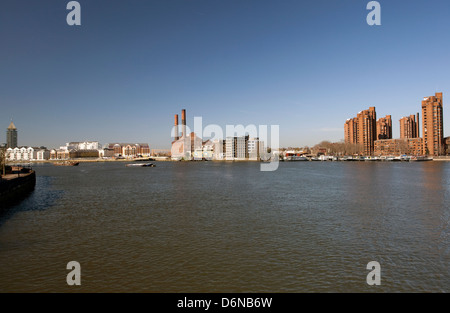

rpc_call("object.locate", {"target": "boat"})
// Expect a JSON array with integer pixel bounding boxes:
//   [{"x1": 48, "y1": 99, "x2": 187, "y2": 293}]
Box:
[
  {"x1": 126, "y1": 163, "x2": 155, "y2": 167},
  {"x1": 134, "y1": 157, "x2": 156, "y2": 162},
  {"x1": 283, "y1": 152, "x2": 308, "y2": 161},
  {"x1": 409, "y1": 156, "x2": 433, "y2": 162},
  {"x1": 53, "y1": 161, "x2": 80, "y2": 166}
]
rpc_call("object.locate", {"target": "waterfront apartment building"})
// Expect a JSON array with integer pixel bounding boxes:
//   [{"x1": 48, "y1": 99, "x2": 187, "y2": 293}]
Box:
[
  {"x1": 422, "y1": 93, "x2": 444, "y2": 156},
  {"x1": 6, "y1": 121, "x2": 17, "y2": 149},
  {"x1": 7, "y1": 147, "x2": 50, "y2": 161},
  {"x1": 345, "y1": 107, "x2": 377, "y2": 155},
  {"x1": 67, "y1": 141, "x2": 101, "y2": 150},
  {"x1": 50, "y1": 148, "x2": 96, "y2": 159},
  {"x1": 106, "y1": 143, "x2": 151, "y2": 158},
  {"x1": 376, "y1": 115, "x2": 392, "y2": 140},
  {"x1": 344, "y1": 118, "x2": 358, "y2": 144},
  {"x1": 248, "y1": 137, "x2": 265, "y2": 160},
  {"x1": 400, "y1": 114, "x2": 420, "y2": 139},
  {"x1": 374, "y1": 138, "x2": 423, "y2": 156},
  {"x1": 50, "y1": 141, "x2": 103, "y2": 160},
  {"x1": 226, "y1": 136, "x2": 249, "y2": 160}
]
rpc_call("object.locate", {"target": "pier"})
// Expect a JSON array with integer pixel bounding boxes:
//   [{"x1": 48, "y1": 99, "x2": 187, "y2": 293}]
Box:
[{"x1": 0, "y1": 167, "x2": 36, "y2": 206}]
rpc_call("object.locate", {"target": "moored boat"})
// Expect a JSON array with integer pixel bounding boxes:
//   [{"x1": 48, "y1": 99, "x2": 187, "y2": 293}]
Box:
[
  {"x1": 134, "y1": 157, "x2": 156, "y2": 162},
  {"x1": 283, "y1": 151, "x2": 308, "y2": 161},
  {"x1": 53, "y1": 161, "x2": 80, "y2": 166},
  {"x1": 409, "y1": 156, "x2": 433, "y2": 162}
]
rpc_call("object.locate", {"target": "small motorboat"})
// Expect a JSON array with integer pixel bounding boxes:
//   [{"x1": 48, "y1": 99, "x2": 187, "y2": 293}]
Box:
[{"x1": 126, "y1": 163, "x2": 155, "y2": 167}]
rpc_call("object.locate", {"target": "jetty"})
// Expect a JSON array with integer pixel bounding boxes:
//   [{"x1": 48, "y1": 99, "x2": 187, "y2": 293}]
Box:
[{"x1": 0, "y1": 166, "x2": 36, "y2": 205}]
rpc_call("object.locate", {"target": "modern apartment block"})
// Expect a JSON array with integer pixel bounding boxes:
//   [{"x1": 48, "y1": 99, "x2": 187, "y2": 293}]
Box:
[
  {"x1": 226, "y1": 136, "x2": 248, "y2": 160},
  {"x1": 344, "y1": 107, "x2": 377, "y2": 155},
  {"x1": 400, "y1": 114, "x2": 420, "y2": 139},
  {"x1": 376, "y1": 115, "x2": 392, "y2": 140},
  {"x1": 248, "y1": 137, "x2": 265, "y2": 160},
  {"x1": 422, "y1": 93, "x2": 444, "y2": 156}
]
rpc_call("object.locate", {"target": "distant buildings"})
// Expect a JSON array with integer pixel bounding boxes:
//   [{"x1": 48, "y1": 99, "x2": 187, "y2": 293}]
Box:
[
  {"x1": 345, "y1": 92, "x2": 445, "y2": 156},
  {"x1": 248, "y1": 137, "x2": 265, "y2": 160},
  {"x1": 50, "y1": 142, "x2": 151, "y2": 160},
  {"x1": 105, "y1": 143, "x2": 151, "y2": 158},
  {"x1": 226, "y1": 136, "x2": 248, "y2": 160},
  {"x1": 6, "y1": 121, "x2": 18, "y2": 149},
  {"x1": 171, "y1": 109, "x2": 203, "y2": 160},
  {"x1": 170, "y1": 109, "x2": 265, "y2": 161},
  {"x1": 51, "y1": 141, "x2": 102, "y2": 160}
]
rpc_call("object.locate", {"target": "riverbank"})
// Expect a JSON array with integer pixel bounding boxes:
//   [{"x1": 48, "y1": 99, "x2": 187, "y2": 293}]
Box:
[
  {"x1": 432, "y1": 156, "x2": 450, "y2": 161},
  {"x1": 5, "y1": 155, "x2": 450, "y2": 165},
  {"x1": 6, "y1": 156, "x2": 172, "y2": 165}
]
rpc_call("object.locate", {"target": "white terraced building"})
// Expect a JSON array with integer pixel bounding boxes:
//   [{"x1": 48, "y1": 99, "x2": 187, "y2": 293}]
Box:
[{"x1": 6, "y1": 147, "x2": 50, "y2": 161}]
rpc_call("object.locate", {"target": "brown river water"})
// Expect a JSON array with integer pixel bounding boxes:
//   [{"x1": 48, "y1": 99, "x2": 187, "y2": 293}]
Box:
[{"x1": 0, "y1": 161, "x2": 449, "y2": 292}]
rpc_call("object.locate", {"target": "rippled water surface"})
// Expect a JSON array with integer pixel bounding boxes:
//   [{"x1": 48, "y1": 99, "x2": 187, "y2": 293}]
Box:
[{"x1": 0, "y1": 161, "x2": 449, "y2": 292}]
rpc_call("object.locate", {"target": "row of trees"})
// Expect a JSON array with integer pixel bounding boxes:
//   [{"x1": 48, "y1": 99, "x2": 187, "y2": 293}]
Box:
[
  {"x1": 278, "y1": 141, "x2": 362, "y2": 156},
  {"x1": 312, "y1": 141, "x2": 362, "y2": 156}
]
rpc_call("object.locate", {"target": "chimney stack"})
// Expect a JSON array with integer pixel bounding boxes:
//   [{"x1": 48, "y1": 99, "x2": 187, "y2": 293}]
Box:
[
  {"x1": 181, "y1": 109, "x2": 186, "y2": 138},
  {"x1": 174, "y1": 114, "x2": 179, "y2": 141}
]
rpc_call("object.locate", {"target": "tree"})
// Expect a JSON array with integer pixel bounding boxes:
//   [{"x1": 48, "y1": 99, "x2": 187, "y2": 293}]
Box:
[{"x1": 0, "y1": 147, "x2": 6, "y2": 176}]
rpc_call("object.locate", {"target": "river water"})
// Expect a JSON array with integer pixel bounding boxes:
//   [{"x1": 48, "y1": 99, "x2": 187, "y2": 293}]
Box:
[{"x1": 0, "y1": 161, "x2": 449, "y2": 292}]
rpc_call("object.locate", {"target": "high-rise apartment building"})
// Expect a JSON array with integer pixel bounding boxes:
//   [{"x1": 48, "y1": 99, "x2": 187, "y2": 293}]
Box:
[
  {"x1": 6, "y1": 121, "x2": 18, "y2": 148},
  {"x1": 357, "y1": 107, "x2": 377, "y2": 155},
  {"x1": 422, "y1": 93, "x2": 444, "y2": 156},
  {"x1": 345, "y1": 107, "x2": 376, "y2": 155},
  {"x1": 344, "y1": 118, "x2": 358, "y2": 144},
  {"x1": 399, "y1": 114, "x2": 419, "y2": 139},
  {"x1": 376, "y1": 115, "x2": 392, "y2": 140}
]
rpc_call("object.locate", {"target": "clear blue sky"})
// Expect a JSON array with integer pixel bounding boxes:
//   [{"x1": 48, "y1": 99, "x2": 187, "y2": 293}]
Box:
[{"x1": 1, "y1": 0, "x2": 449, "y2": 149}]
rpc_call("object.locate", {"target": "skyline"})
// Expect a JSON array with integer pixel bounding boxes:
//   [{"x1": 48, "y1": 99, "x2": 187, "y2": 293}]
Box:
[{"x1": 1, "y1": 0, "x2": 450, "y2": 149}]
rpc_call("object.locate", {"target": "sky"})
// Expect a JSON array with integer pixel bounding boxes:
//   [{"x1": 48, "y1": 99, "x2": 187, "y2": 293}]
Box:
[{"x1": 1, "y1": 0, "x2": 450, "y2": 150}]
